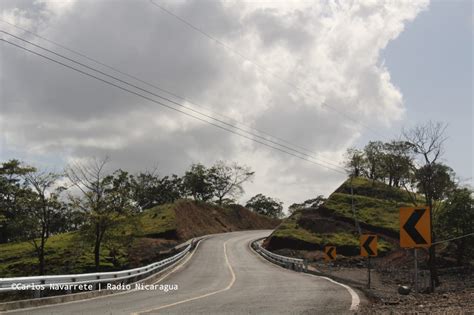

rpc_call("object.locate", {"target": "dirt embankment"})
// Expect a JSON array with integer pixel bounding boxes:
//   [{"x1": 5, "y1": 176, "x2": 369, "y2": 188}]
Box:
[
  {"x1": 130, "y1": 200, "x2": 279, "y2": 268},
  {"x1": 266, "y1": 207, "x2": 398, "y2": 255},
  {"x1": 174, "y1": 201, "x2": 280, "y2": 240}
]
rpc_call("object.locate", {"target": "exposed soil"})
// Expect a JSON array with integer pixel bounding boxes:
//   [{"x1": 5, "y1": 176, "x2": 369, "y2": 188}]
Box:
[{"x1": 174, "y1": 201, "x2": 280, "y2": 240}]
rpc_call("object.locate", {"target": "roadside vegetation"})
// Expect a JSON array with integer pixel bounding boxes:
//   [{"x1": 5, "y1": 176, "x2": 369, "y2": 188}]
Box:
[
  {"x1": 0, "y1": 159, "x2": 280, "y2": 277},
  {"x1": 268, "y1": 121, "x2": 473, "y2": 292}
]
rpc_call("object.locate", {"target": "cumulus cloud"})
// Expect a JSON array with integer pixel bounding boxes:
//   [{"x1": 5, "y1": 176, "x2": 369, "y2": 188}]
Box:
[{"x1": 0, "y1": 0, "x2": 429, "y2": 208}]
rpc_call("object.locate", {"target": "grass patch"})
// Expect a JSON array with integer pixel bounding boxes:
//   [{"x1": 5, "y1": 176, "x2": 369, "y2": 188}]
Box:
[
  {"x1": 324, "y1": 192, "x2": 412, "y2": 231},
  {"x1": 138, "y1": 203, "x2": 176, "y2": 236},
  {"x1": 272, "y1": 212, "x2": 323, "y2": 244}
]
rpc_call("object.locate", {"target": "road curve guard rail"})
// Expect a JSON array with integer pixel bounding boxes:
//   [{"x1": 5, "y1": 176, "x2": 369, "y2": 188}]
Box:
[
  {"x1": 252, "y1": 238, "x2": 306, "y2": 272},
  {"x1": 0, "y1": 240, "x2": 196, "y2": 293}
]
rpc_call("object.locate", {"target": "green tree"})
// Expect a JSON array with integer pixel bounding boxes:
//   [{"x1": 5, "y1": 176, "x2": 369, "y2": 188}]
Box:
[
  {"x1": 246, "y1": 194, "x2": 283, "y2": 218},
  {"x1": 437, "y1": 187, "x2": 474, "y2": 265},
  {"x1": 182, "y1": 164, "x2": 213, "y2": 202},
  {"x1": 131, "y1": 171, "x2": 183, "y2": 210},
  {"x1": 382, "y1": 141, "x2": 413, "y2": 187},
  {"x1": 208, "y1": 161, "x2": 254, "y2": 205},
  {"x1": 364, "y1": 141, "x2": 385, "y2": 183},
  {"x1": 288, "y1": 195, "x2": 326, "y2": 214},
  {"x1": 0, "y1": 159, "x2": 36, "y2": 243},
  {"x1": 344, "y1": 148, "x2": 366, "y2": 177}
]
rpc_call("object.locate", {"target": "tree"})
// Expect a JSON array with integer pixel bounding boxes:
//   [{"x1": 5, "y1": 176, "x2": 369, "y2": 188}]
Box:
[
  {"x1": 288, "y1": 195, "x2": 326, "y2": 214},
  {"x1": 182, "y1": 164, "x2": 213, "y2": 202},
  {"x1": 437, "y1": 187, "x2": 474, "y2": 265},
  {"x1": 382, "y1": 141, "x2": 413, "y2": 187},
  {"x1": 403, "y1": 121, "x2": 448, "y2": 291},
  {"x1": 246, "y1": 194, "x2": 283, "y2": 219},
  {"x1": 364, "y1": 141, "x2": 384, "y2": 183},
  {"x1": 0, "y1": 159, "x2": 36, "y2": 243},
  {"x1": 344, "y1": 148, "x2": 366, "y2": 177},
  {"x1": 131, "y1": 171, "x2": 183, "y2": 210},
  {"x1": 66, "y1": 158, "x2": 138, "y2": 270},
  {"x1": 208, "y1": 161, "x2": 254, "y2": 205},
  {"x1": 18, "y1": 171, "x2": 65, "y2": 275}
]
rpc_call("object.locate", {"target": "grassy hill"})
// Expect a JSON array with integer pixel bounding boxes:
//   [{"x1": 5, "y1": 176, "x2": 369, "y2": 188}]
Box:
[
  {"x1": 0, "y1": 200, "x2": 279, "y2": 277},
  {"x1": 267, "y1": 177, "x2": 418, "y2": 256}
]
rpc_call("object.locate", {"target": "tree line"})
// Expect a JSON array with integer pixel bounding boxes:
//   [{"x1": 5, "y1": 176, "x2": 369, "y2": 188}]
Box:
[
  {"x1": 0, "y1": 158, "x2": 283, "y2": 274},
  {"x1": 344, "y1": 121, "x2": 473, "y2": 291}
]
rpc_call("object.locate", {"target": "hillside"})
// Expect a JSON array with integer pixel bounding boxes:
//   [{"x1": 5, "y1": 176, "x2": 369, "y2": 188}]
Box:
[
  {"x1": 266, "y1": 177, "x2": 416, "y2": 256},
  {"x1": 0, "y1": 200, "x2": 279, "y2": 277}
]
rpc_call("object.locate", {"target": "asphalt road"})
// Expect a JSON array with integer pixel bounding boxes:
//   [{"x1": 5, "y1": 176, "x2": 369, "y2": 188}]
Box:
[{"x1": 5, "y1": 230, "x2": 359, "y2": 314}]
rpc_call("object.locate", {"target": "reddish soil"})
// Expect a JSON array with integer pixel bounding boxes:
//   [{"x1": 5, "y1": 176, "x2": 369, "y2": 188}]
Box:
[{"x1": 174, "y1": 201, "x2": 280, "y2": 240}]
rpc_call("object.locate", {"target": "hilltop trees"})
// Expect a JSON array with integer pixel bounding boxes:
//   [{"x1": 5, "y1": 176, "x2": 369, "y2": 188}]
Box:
[
  {"x1": 208, "y1": 161, "x2": 254, "y2": 205},
  {"x1": 246, "y1": 194, "x2": 283, "y2": 219},
  {"x1": 182, "y1": 163, "x2": 214, "y2": 202},
  {"x1": 289, "y1": 195, "x2": 326, "y2": 214},
  {"x1": 348, "y1": 121, "x2": 466, "y2": 292},
  {"x1": 181, "y1": 161, "x2": 254, "y2": 205},
  {"x1": 131, "y1": 171, "x2": 183, "y2": 210},
  {"x1": 344, "y1": 148, "x2": 365, "y2": 178},
  {"x1": 344, "y1": 141, "x2": 413, "y2": 187}
]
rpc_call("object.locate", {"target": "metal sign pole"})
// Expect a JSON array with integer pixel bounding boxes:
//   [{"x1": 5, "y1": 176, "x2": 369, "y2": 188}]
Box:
[
  {"x1": 414, "y1": 248, "x2": 418, "y2": 293},
  {"x1": 367, "y1": 256, "x2": 371, "y2": 289}
]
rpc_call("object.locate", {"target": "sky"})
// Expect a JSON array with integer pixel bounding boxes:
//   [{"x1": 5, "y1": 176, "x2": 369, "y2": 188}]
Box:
[{"x1": 0, "y1": 0, "x2": 472, "y2": 210}]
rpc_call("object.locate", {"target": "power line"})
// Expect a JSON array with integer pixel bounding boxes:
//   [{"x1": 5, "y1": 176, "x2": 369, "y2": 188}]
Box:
[
  {"x1": 0, "y1": 20, "x2": 343, "y2": 169},
  {"x1": 1, "y1": 30, "x2": 345, "y2": 171},
  {"x1": 1, "y1": 37, "x2": 346, "y2": 175},
  {"x1": 149, "y1": 0, "x2": 388, "y2": 140},
  {"x1": 432, "y1": 232, "x2": 474, "y2": 246}
]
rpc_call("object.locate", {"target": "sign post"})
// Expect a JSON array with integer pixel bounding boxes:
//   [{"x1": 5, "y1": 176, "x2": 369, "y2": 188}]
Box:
[
  {"x1": 414, "y1": 248, "x2": 418, "y2": 293},
  {"x1": 360, "y1": 234, "x2": 378, "y2": 289},
  {"x1": 400, "y1": 207, "x2": 431, "y2": 292}
]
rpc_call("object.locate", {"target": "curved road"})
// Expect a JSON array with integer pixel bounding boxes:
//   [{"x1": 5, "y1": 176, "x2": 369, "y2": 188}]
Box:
[{"x1": 5, "y1": 230, "x2": 359, "y2": 314}]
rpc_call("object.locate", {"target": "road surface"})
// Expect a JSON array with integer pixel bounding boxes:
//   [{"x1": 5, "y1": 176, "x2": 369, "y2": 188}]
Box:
[{"x1": 4, "y1": 230, "x2": 359, "y2": 314}]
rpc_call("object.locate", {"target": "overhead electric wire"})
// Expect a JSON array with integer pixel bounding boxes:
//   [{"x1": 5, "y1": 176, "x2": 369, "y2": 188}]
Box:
[
  {"x1": 1, "y1": 30, "x2": 345, "y2": 171},
  {"x1": 1, "y1": 37, "x2": 346, "y2": 175},
  {"x1": 149, "y1": 0, "x2": 388, "y2": 140},
  {"x1": 432, "y1": 232, "x2": 474, "y2": 245},
  {"x1": 0, "y1": 21, "x2": 342, "y2": 169}
]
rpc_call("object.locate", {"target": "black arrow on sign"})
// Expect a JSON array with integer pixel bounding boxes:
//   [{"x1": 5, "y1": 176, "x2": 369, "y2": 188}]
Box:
[
  {"x1": 326, "y1": 247, "x2": 335, "y2": 260},
  {"x1": 363, "y1": 236, "x2": 375, "y2": 256},
  {"x1": 403, "y1": 209, "x2": 428, "y2": 244}
]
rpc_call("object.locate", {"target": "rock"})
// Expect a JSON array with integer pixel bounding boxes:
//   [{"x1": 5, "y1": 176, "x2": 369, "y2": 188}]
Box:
[{"x1": 398, "y1": 285, "x2": 411, "y2": 295}]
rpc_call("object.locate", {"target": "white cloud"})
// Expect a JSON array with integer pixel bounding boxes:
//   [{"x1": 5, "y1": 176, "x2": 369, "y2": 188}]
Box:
[{"x1": 0, "y1": 0, "x2": 429, "y2": 208}]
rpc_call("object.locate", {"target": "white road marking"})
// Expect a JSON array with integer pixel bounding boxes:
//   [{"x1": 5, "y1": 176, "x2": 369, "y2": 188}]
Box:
[
  {"x1": 307, "y1": 274, "x2": 360, "y2": 311},
  {"x1": 249, "y1": 238, "x2": 360, "y2": 312},
  {"x1": 132, "y1": 240, "x2": 236, "y2": 315}
]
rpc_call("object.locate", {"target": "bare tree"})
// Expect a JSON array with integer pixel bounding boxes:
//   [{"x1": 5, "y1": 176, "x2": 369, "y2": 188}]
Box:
[
  {"x1": 65, "y1": 157, "x2": 136, "y2": 270},
  {"x1": 403, "y1": 121, "x2": 448, "y2": 292},
  {"x1": 208, "y1": 161, "x2": 254, "y2": 205}
]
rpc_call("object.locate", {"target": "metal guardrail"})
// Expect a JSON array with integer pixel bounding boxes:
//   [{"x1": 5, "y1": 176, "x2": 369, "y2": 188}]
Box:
[
  {"x1": 252, "y1": 238, "x2": 306, "y2": 272},
  {"x1": 0, "y1": 242, "x2": 193, "y2": 293}
]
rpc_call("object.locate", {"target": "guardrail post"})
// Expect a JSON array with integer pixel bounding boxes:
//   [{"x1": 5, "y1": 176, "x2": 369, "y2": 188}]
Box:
[{"x1": 34, "y1": 280, "x2": 45, "y2": 298}]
